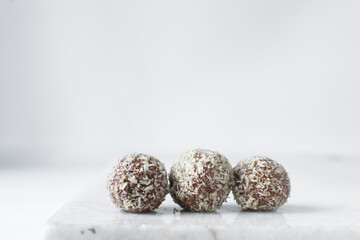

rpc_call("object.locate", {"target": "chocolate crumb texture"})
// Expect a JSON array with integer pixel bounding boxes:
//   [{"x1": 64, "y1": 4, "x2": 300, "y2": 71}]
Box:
[
  {"x1": 169, "y1": 149, "x2": 233, "y2": 212},
  {"x1": 232, "y1": 156, "x2": 291, "y2": 211},
  {"x1": 107, "y1": 153, "x2": 168, "y2": 213}
]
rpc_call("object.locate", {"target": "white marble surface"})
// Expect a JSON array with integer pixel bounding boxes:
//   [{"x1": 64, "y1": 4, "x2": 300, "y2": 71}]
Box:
[
  {"x1": 45, "y1": 156, "x2": 360, "y2": 240},
  {"x1": 0, "y1": 167, "x2": 99, "y2": 240}
]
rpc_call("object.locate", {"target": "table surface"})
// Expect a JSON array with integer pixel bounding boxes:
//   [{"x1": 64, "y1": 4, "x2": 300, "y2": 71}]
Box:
[
  {"x1": 0, "y1": 166, "x2": 99, "y2": 240},
  {"x1": 44, "y1": 155, "x2": 360, "y2": 240}
]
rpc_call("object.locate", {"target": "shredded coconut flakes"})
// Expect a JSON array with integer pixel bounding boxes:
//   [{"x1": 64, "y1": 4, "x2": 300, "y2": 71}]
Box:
[
  {"x1": 232, "y1": 156, "x2": 291, "y2": 211},
  {"x1": 107, "y1": 153, "x2": 168, "y2": 212},
  {"x1": 169, "y1": 149, "x2": 233, "y2": 212}
]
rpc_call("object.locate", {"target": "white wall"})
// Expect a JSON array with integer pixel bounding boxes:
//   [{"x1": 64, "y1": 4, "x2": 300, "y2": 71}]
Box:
[{"x1": 1, "y1": 0, "x2": 360, "y2": 166}]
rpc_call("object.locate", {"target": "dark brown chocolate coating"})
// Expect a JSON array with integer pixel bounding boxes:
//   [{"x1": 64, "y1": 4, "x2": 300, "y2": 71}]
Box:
[
  {"x1": 169, "y1": 149, "x2": 233, "y2": 212},
  {"x1": 232, "y1": 156, "x2": 290, "y2": 210},
  {"x1": 107, "y1": 153, "x2": 168, "y2": 212}
]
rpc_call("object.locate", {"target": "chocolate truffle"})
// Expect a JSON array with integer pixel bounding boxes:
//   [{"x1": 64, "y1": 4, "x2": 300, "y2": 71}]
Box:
[
  {"x1": 233, "y1": 156, "x2": 290, "y2": 211},
  {"x1": 169, "y1": 149, "x2": 233, "y2": 212},
  {"x1": 107, "y1": 153, "x2": 168, "y2": 212}
]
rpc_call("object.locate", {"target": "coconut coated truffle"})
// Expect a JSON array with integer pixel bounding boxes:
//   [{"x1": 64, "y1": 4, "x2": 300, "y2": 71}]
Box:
[
  {"x1": 169, "y1": 149, "x2": 233, "y2": 212},
  {"x1": 107, "y1": 153, "x2": 168, "y2": 212},
  {"x1": 233, "y1": 156, "x2": 290, "y2": 211}
]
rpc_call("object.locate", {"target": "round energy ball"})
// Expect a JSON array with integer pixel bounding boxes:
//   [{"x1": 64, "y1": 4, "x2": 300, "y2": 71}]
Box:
[
  {"x1": 169, "y1": 149, "x2": 233, "y2": 212},
  {"x1": 233, "y1": 156, "x2": 290, "y2": 211},
  {"x1": 107, "y1": 153, "x2": 168, "y2": 212}
]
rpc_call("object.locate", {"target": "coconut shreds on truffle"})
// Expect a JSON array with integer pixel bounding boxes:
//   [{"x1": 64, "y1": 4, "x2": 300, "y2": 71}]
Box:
[
  {"x1": 107, "y1": 153, "x2": 168, "y2": 212},
  {"x1": 232, "y1": 156, "x2": 291, "y2": 211},
  {"x1": 169, "y1": 149, "x2": 233, "y2": 212}
]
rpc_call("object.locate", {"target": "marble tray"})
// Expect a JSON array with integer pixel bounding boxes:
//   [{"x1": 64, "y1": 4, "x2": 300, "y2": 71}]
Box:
[{"x1": 45, "y1": 156, "x2": 360, "y2": 240}]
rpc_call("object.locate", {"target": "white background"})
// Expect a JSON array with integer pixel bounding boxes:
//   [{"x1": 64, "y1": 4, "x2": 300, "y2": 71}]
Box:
[
  {"x1": 1, "y1": 0, "x2": 360, "y2": 168},
  {"x1": 0, "y1": 2, "x2": 360, "y2": 239}
]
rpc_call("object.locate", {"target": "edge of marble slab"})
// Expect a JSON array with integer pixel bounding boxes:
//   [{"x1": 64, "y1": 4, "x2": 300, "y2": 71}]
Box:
[
  {"x1": 44, "y1": 158, "x2": 360, "y2": 240},
  {"x1": 45, "y1": 218, "x2": 360, "y2": 240},
  {"x1": 45, "y1": 196, "x2": 360, "y2": 240}
]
